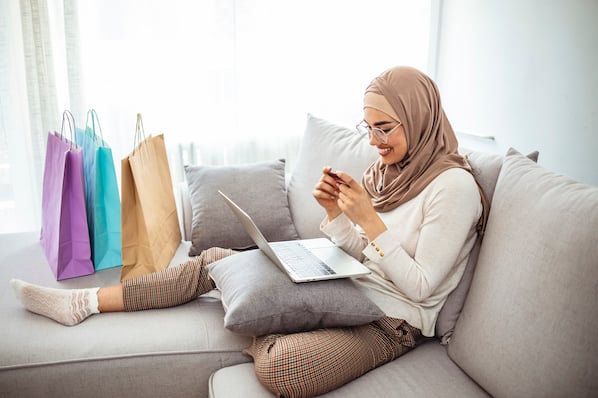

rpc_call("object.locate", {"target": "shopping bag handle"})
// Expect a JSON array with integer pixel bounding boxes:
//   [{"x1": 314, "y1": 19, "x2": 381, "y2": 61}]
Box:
[
  {"x1": 85, "y1": 109, "x2": 104, "y2": 144},
  {"x1": 60, "y1": 110, "x2": 77, "y2": 148},
  {"x1": 133, "y1": 113, "x2": 146, "y2": 152}
]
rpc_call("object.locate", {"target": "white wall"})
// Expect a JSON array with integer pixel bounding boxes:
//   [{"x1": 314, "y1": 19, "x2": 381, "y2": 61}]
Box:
[{"x1": 435, "y1": 0, "x2": 598, "y2": 186}]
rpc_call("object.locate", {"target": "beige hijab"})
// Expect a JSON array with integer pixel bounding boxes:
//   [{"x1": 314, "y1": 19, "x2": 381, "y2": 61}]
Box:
[{"x1": 361, "y1": 66, "x2": 488, "y2": 232}]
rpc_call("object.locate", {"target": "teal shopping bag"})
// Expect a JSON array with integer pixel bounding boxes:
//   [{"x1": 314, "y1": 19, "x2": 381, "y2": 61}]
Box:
[{"x1": 76, "y1": 109, "x2": 122, "y2": 270}]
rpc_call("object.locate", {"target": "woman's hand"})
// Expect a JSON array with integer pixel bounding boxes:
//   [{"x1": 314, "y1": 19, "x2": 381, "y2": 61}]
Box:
[
  {"x1": 333, "y1": 171, "x2": 388, "y2": 240},
  {"x1": 313, "y1": 167, "x2": 344, "y2": 221},
  {"x1": 313, "y1": 168, "x2": 387, "y2": 240}
]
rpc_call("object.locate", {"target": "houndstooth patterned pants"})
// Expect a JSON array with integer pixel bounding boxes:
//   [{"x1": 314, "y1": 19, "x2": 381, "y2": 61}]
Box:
[
  {"x1": 121, "y1": 247, "x2": 236, "y2": 311},
  {"x1": 244, "y1": 317, "x2": 421, "y2": 397},
  {"x1": 120, "y1": 247, "x2": 422, "y2": 398}
]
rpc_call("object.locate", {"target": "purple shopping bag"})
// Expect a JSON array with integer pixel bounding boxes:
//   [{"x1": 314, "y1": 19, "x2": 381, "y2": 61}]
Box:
[{"x1": 40, "y1": 111, "x2": 94, "y2": 280}]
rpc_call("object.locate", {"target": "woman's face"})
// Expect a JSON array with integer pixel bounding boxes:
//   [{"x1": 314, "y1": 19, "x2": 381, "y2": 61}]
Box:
[{"x1": 364, "y1": 107, "x2": 408, "y2": 165}]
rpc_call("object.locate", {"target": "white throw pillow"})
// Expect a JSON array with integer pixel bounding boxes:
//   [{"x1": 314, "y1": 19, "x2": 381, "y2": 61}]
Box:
[{"x1": 287, "y1": 114, "x2": 378, "y2": 239}]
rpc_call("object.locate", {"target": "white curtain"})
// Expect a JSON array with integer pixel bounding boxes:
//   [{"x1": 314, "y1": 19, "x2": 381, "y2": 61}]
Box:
[
  {"x1": 0, "y1": 0, "x2": 432, "y2": 233},
  {"x1": 0, "y1": 0, "x2": 82, "y2": 234}
]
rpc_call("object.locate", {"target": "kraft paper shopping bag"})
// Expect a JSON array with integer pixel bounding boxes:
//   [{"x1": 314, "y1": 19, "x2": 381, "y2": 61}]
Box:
[
  {"x1": 40, "y1": 111, "x2": 95, "y2": 280},
  {"x1": 76, "y1": 109, "x2": 122, "y2": 270},
  {"x1": 120, "y1": 113, "x2": 181, "y2": 280}
]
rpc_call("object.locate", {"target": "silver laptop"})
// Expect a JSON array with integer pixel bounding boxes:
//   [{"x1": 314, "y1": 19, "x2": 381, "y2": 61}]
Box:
[{"x1": 218, "y1": 190, "x2": 371, "y2": 283}]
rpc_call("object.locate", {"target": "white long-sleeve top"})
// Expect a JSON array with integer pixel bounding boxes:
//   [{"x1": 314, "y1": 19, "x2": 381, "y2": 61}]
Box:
[{"x1": 320, "y1": 168, "x2": 482, "y2": 337}]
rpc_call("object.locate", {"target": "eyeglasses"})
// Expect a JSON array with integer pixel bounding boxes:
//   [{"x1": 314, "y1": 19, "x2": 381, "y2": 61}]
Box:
[{"x1": 356, "y1": 120, "x2": 402, "y2": 144}]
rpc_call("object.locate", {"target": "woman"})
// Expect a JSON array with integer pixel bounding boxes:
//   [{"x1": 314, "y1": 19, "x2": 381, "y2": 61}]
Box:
[{"x1": 11, "y1": 66, "x2": 485, "y2": 397}]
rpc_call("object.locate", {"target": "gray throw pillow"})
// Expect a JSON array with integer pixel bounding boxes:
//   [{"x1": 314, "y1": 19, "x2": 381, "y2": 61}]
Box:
[
  {"x1": 207, "y1": 249, "x2": 385, "y2": 336},
  {"x1": 435, "y1": 148, "x2": 539, "y2": 343},
  {"x1": 184, "y1": 159, "x2": 299, "y2": 256}
]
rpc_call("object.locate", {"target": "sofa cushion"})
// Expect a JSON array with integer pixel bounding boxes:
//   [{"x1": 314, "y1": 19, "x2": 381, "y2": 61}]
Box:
[
  {"x1": 462, "y1": 148, "x2": 538, "y2": 206},
  {"x1": 207, "y1": 248, "x2": 384, "y2": 336},
  {"x1": 448, "y1": 149, "x2": 598, "y2": 397},
  {"x1": 0, "y1": 233, "x2": 252, "y2": 398},
  {"x1": 287, "y1": 114, "x2": 378, "y2": 239},
  {"x1": 435, "y1": 149, "x2": 538, "y2": 342},
  {"x1": 209, "y1": 340, "x2": 490, "y2": 398},
  {"x1": 185, "y1": 159, "x2": 299, "y2": 256}
]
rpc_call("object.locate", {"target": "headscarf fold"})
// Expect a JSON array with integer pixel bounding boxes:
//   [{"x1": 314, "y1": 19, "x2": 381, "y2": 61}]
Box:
[{"x1": 361, "y1": 66, "x2": 488, "y2": 233}]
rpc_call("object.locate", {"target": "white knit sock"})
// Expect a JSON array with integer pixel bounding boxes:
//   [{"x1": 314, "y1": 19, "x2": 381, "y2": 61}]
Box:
[{"x1": 10, "y1": 279, "x2": 100, "y2": 326}]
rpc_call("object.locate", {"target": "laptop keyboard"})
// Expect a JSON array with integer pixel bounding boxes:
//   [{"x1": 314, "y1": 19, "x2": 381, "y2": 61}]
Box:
[{"x1": 273, "y1": 242, "x2": 336, "y2": 277}]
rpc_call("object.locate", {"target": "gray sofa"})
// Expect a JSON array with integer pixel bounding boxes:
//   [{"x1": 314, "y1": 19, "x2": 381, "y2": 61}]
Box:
[{"x1": 1, "y1": 114, "x2": 597, "y2": 397}]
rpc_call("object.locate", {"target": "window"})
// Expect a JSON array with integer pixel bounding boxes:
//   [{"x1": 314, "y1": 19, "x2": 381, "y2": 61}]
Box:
[{"x1": 0, "y1": 0, "x2": 433, "y2": 233}]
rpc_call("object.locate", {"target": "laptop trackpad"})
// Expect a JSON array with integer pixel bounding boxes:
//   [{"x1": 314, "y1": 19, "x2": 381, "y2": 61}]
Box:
[{"x1": 310, "y1": 246, "x2": 354, "y2": 266}]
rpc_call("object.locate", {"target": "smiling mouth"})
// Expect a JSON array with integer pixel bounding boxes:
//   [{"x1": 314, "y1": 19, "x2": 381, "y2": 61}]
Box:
[{"x1": 378, "y1": 147, "x2": 392, "y2": 156}]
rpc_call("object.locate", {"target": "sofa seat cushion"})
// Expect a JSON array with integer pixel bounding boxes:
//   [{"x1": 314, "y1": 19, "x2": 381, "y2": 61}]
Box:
[
  {"x1": 0, "y1": 233, "x2": 252, "y2": 398},
  {"x1": 209, "y1": 340, "x2": 490, "y2": 398},
  {"x1": 448, "y1": 150, "x2": 598, "y2": 397}
]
